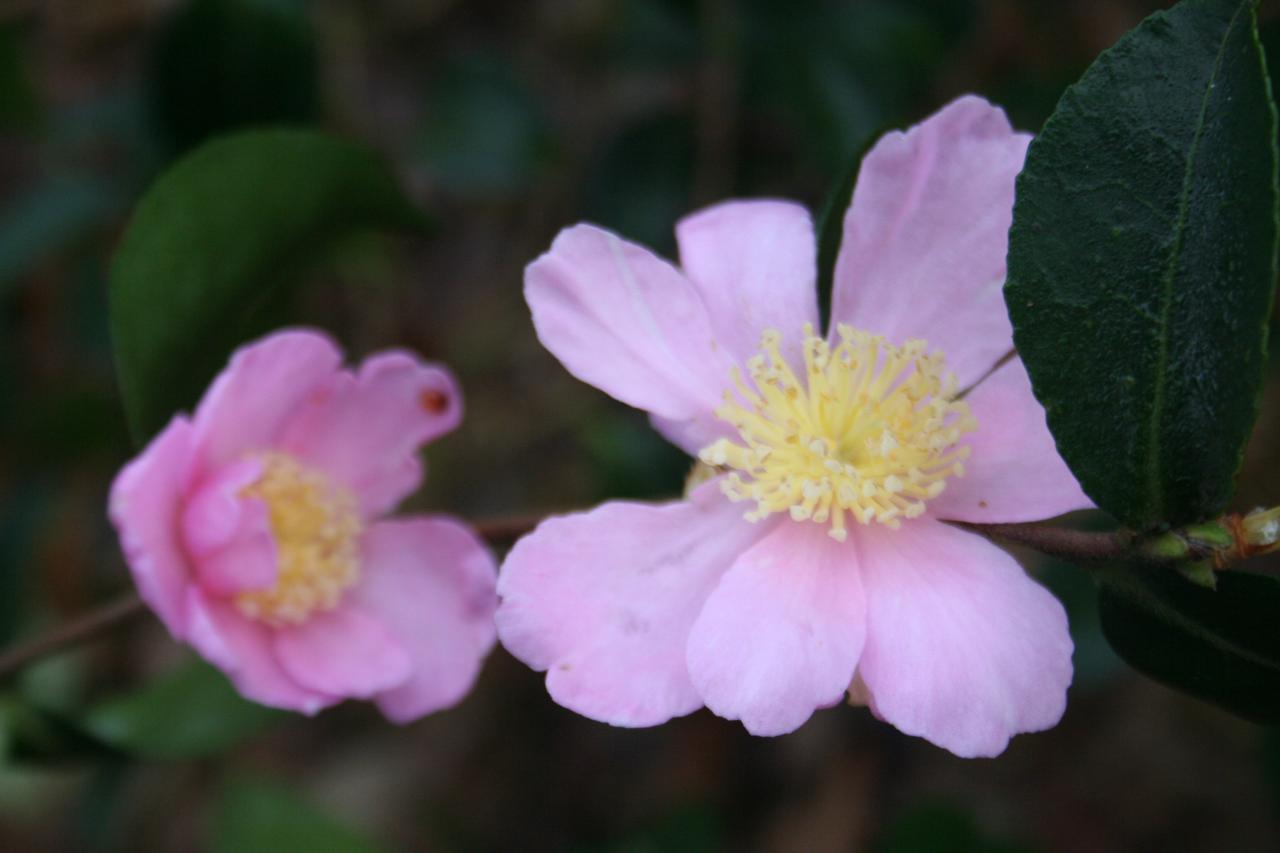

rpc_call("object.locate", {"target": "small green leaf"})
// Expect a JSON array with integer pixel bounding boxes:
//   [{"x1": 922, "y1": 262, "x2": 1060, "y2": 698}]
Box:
[
  {"x1": 1005, "y1": 0, "x2": 1279, "y2": 529},
  {"x1": 213, "y1": 775, "x2": 388, "y2": 853},
  {"x1": 109, "y1": 128, "x2": 424, "y2": 442},
  {"x1": 1098, "y1": 567, "x2": 1280, "y2": 722},
  {"x1": 82, "y1": 660, "x2": 282, "y2": 760}
]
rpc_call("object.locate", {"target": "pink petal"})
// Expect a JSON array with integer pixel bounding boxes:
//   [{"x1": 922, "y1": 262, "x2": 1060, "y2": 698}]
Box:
[
  {"x1": 185, "y1": 589, "x2": 336, "y2": 714},
  {"x1": 181, "y1": 458, "x2": 261, "y2": 556},
  {"x1": 182, "y1": 458, "x2": 277, "y2": 595},
  {"x1": 350, "y1": 518, "x2": 498, "y2": 723},
  {"x1": 830, "y1": 95, "x2": 1030, "y2": 387},
  {"x1": 855, "y1": 518, "x2": 1073, "y2": 758},
  {"x1": 930, "y1": 357, "x2": 1092, "y2": 523},
  {"x1": 274, "y1": 606, "x2": 414, "y2": 699},
  {"x1": 495, "y1": 483, "x2": 768, "y2": 727},
  {"x1": 279, "y1": 353, "x2": 461, "y2": 518},
  {"x1": 526, "y1": 224, "x2": 734, "y2": 449},
  {"x1": 192, "y1": 329, "x2": 342, "y2": 470},
  {"x1": 686, "y1": 521, "x2": 865, "y2": 736},
  {"x1": 675, "y1": 200, "x2": 820, "y2": 367},
  {"x1": 108, "y1": 416, "x2": 198, "y2": 637}
]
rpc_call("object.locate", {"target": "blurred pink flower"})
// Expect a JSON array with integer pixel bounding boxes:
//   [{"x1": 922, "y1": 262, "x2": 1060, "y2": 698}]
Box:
[
  {"x1": 497, "y1": 96, "x2": 1090, "y2": 757},
  {"x1": 110, "y1": 329, "x2": 497, "y2": 721}
]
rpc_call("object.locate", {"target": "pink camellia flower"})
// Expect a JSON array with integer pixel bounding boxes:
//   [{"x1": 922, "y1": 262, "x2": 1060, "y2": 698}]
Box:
[
  {"x1": 496, "y1": 95, "x2": 1091, "y2": 757},
  {"x1": 109, "y1": 329, "x2": 498, "y2": 721}
]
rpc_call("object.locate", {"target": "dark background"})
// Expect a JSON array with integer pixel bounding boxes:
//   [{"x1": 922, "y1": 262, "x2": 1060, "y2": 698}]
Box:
[{"x1": 1, "y1": 0, "x2": 1279, "y2": 850}]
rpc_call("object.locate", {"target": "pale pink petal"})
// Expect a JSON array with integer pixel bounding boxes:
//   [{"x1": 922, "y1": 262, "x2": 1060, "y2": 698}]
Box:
[
  {"x1": 496, "y1": 483, "x2": 769, "y2": 727},
  {"x1": 930, "y1": 358, "x2": 1092, "y2": 523},
  {"x1": 675, "y1": 200, "x2": 820, "y2": 367},
  {"x1": 350, "y1": 518, "x2": 498, "y2": 723},
  {"x1": 686, "y1": 521, "x2": 865, "y2": 736},
  {"x1": 108, "y1": 416, "x2": 197, "y2": 637},
  {"x1": 192, "y1": 329, "x2": 342, "y2": 470},
  {"x1": 648, "y1": 411, "x2": 736, "y2": 458},
  {"x1": 185, "y1": 589, "x2": 336, "y2": 714},
  {"x1": 526, "y1": 224, "x2": 733, "y2": 446},
  {"x1": 181, "y1": 458, "x2": 261, "y2": 556},
  {"x1": 182, "y1": 458, "x2": 276, "y2": 595},
  {"x1": 279, "y1": 353, "x2": 462, "y2": 517},
  {"x1": 194, "y1": 528, "x2": 277, "y2": 598},
  {"x1": 855, "y1": 518, "x2": 1072, "y2": 758},
  {"x1": 274, "y1": 606, "x2": 413, "y2": 699},
  {"x1": 831, "y1": 95, "x2": 1030, "y2": 386}
]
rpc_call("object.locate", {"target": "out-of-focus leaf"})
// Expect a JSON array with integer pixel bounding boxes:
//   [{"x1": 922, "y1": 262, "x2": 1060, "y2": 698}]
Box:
[
  {"x1": 149, "y1": 0, "x2": 319, "y2": 153},
  {"x1": 81, "y1": 660, "x2": 282, "y2": 760},
  {"x1": 1005, "y1": 0, "x2": 1278, "y2": 529},
  {"x1": 212, "y1": 775, "x2": 388, "y2": 853},
  {"x1": 572, "y1": 804, "x2": 723, "y2": 853},
  {"x1": 109, "y1": 128, "x2": 425, "y2": 441},
  {"x1": 0, "y1": 24, "x2": 38, "y2": 131},
  {"x1": 1097, "y1": 566, "x2": 1280, "y2": 723},
  {"x1": 0, "y1": 176, "x2": 118, "y2": 293},
  {"x1": 582, "y1": 113, "x2": 694, "y2": 254},
  {"x1": 583, "y1": 411, "x2": 688, "y2": 501},
  {"x1": 419, "y1": 53, "x2": 551, "y2": 195},
  {"x1": 1037, "y1": 559, "x2": 1124, "y2": 688},
  {"x1": 0, "y1": 481, "x2": 50, "y2": 645},
  {"x1": 877, "y1": 802, "x2": 1038, "y2": 853},
  {"x1": 0, "y1": 698, "x2": 118, "y2": 766},
  {"x1": 742, "y1": 0, "x2": 968, "y2": 172},
  {"x1": 603, "y1": 0, "x2": 700, "y2": 70}
]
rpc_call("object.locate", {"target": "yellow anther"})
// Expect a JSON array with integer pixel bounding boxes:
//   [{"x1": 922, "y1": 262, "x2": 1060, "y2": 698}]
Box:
[
  {"x1": 235, "y1": 452, "x2": 363, "y2": 626},
  {"x1": 698, "y1": 323, "x2": 976, "y2": 539}
]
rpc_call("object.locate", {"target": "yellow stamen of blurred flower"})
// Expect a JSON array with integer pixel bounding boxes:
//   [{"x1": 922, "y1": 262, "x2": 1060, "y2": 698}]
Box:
[
  {"x1": 235, "y1": 452, "x2": 362, "y2": 626},
  {"x1": 699, "y1": 323, "x2": 976, "y2": 539}
]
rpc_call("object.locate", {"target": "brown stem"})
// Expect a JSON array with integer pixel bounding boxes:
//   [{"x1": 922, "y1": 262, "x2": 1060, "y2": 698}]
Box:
[
  {"x1": 0, "y1": 594, "x2": 147, "y2": 681},
  {"x1": 950, "y1": 520, "x2": 1133, "y2": 564}
]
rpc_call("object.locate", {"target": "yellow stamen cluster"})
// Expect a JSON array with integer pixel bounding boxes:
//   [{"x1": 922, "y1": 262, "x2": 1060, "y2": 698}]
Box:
[
  {"x1": 235, "y1": 452, "x2": 363, "y2": 626},
  {"x1": 699, "y1": 323, "x2": 976, "y2": 539}
]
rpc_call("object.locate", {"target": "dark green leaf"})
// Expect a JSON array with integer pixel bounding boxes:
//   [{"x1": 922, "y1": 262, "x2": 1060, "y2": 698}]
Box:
[
  {"x1": 109, "y1": 128, "x2": 424, "y2": 442},
  {"x1": 149, "y1": 0, "x2": 319, "y2": 154},
  {"x1": 1098, "y1": 566, "x2": 1280, "y2": 723},
  {"x1": 82, "y1": 660, "x2": 282, "y2": 760},
  {"x1": 1005, "y1": 0, "x2": 1279, "y2": 529},
  {"x1": 213, "y1": 775, "x2": 388, "y2": 853},
  {"x1": 813, "y1": 134, "x2": 878, "y2": 329}
]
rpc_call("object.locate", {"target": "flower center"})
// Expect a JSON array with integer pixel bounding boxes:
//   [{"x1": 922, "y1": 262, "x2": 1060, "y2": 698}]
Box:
[
  {"x1": 698, "y1": 323, "x2": 976, "y2": 540},
  {"x1": 235, "y1": 452, "x2": 363, "y2": 626}
]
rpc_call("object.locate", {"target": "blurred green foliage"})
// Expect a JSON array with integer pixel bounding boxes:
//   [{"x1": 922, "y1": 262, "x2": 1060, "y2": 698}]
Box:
[
  {"x1": 82, "y1": 660, "x2": 282, "y2": 761},
  {"x1": 877, "y1": 802, "x2": 1037, "y2": 853},
  {"x1": 213, "y1": 775, "x2": 388, "y2": 853},
  {"x1": 419, "y1": 52, "x2": 552, "y2": 195},
  {"x1": 149, "y1": 0, "x2": 318, "y2": 154}
]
